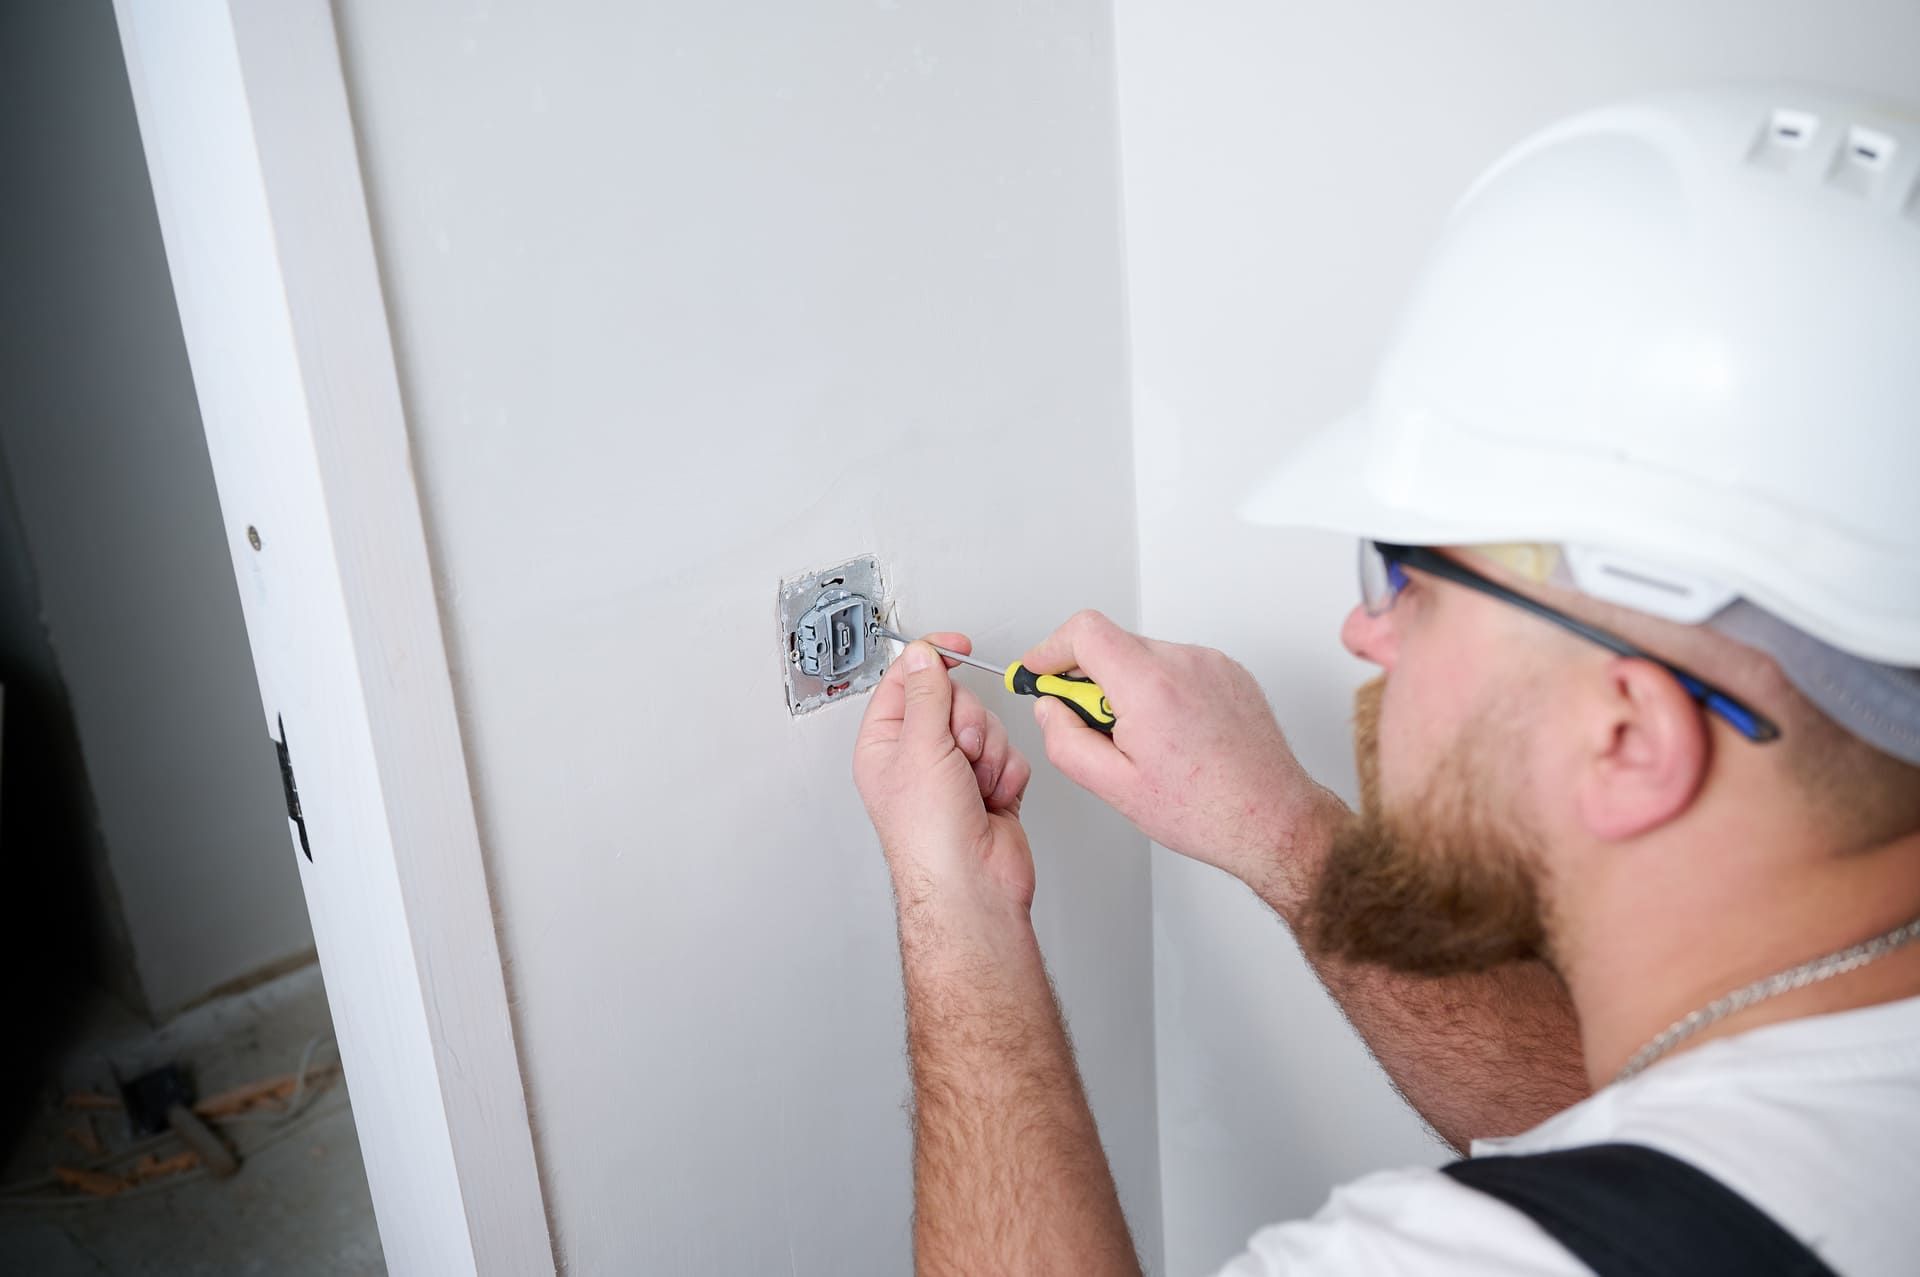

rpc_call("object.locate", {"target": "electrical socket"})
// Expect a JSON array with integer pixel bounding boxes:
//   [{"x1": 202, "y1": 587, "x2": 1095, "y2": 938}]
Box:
[{"x1": 778, "y1": 556, "x2": 890, "y2": 716}]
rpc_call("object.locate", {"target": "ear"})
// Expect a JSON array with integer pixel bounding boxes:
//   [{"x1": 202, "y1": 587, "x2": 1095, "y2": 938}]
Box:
[{"x1": 1573, "y1": 657, "x2": 1710, "y2": 842}]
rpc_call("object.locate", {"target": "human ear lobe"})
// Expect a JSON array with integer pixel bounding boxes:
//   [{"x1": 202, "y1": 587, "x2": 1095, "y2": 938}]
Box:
[{"x1": 1574, "y1": 658, "x2": 1710, "y2": 842}]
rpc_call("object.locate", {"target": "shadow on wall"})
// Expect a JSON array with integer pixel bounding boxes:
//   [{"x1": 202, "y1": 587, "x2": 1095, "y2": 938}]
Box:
[
  {"x1": 0, "y1": 0, "x2": 320, "y2": 1158},
  {"x1": 0, "y1": 460, "x2": 112, "y2": 1157}
]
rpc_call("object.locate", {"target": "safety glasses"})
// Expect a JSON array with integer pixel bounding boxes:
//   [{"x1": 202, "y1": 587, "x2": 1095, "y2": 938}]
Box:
[{"x1": 1359, "y1": 541, "x2": 1781, "y2": 744}]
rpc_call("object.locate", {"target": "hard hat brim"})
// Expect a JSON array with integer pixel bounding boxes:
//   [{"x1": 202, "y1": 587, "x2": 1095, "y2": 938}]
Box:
[{"x1": 1241, "y1": 417, "x2": 1920, "y2": 672}]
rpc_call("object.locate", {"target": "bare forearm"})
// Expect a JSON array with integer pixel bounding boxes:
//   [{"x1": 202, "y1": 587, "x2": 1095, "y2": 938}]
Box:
[
  {"x1": 1249, "y1": 789, "x2": 1590, "y2": 1151},
  {"x1": 1299, "y1": 949, "x2": 1588, "y2": 1151},
  {"x1": 896, "y1": 897, "x2": 1139, "y2": 1277}
]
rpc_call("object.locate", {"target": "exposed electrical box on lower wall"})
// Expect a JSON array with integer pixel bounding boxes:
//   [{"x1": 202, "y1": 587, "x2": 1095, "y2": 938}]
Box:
[{"x1": 778, "y1": 556, "x2": 892, "y2": 717}]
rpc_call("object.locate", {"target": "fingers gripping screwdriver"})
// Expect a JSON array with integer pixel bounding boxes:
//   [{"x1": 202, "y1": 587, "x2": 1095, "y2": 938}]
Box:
[{"x1": 874, "y1": 625, "x2": 1116, "y2": 735}]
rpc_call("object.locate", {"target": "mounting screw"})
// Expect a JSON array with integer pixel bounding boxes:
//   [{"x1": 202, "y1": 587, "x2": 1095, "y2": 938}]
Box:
[{"x1": 246, "y1": 525, "x2": 262, "y2": 551}]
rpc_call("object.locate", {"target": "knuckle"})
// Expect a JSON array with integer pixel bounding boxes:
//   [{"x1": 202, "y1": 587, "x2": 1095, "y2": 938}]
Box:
[
  {"x1": 1124, "y1": 669, "x2": 1176, "y2": 713},
  {"x1": 1005, "y1": 755, "x2": 1032, "y2": 793}
]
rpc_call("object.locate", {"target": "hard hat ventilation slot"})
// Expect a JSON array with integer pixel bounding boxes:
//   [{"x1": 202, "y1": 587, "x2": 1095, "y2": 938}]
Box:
[
  {"x1": 1827, "y1": 125, "x2": 1895, "y2": 198},
  {"x1": 1593, "y1": 561, "x2": 1690, "y2": 598},
  {"x1": 1748, "y1": 108, "x2": 1817, "y2": 172},
  {"x1": 1770, "y1": 110, "x2": 1814, "y2": 144},
  {"x1": 1564, "y1": 547, "x2": 1738, "y2": 625}
]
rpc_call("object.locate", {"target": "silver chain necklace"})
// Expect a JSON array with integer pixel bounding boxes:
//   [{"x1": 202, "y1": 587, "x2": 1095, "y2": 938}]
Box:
[{"x1": 1613, "y1": 913, "x2": 1920, "y2": 1085}]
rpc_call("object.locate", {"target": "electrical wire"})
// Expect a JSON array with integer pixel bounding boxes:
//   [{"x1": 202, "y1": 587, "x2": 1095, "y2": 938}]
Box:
[
  {"x1": 0, "y1": 1032, "x2": 349, "y2": 1207},
  {"x1": 213, "y1": 1033, "x2": 338, "y2": 1125},
  {"x1": 0, "y1": 1094, "x2": 352, "y2": 1208}
]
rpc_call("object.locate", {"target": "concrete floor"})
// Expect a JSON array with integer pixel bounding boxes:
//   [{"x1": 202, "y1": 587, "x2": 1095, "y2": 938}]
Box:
[{"x1": 0, "y1": 964, "x2": 383, "y2": 1275}]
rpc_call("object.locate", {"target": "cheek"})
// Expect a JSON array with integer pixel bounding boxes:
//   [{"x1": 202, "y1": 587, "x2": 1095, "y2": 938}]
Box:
[
  {"x1": 1374, "y1": 677, "x2": 1430, "y2": 806},
  {"x1": 1377, "y1": 642, "x2": 1487, "y2": 804}
]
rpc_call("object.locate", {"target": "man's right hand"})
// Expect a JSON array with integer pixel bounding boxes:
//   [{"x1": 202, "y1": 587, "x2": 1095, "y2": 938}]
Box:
[{"x1": 1020, "y1": 610, "x2": 1347, "y2": 916}]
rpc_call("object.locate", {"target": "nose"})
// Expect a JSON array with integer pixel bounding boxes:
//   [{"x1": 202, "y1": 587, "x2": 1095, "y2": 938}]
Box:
[{"x1": 1341, "y1": 602, "x2": 1399, "y2": 670}]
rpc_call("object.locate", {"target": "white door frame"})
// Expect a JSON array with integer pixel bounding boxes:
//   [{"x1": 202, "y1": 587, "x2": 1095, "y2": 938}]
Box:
[{"x1": 112, "y1": 2, "x2": 553, "y2": 1271}]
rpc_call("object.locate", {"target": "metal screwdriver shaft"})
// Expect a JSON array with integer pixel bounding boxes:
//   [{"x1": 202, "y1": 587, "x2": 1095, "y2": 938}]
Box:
[
  {"x1": 871, "y1": 624, "x2": 1116, "y2": 734},
  {"x1": 872, "y1": 625, "x2": 1004, "y2": 676}
]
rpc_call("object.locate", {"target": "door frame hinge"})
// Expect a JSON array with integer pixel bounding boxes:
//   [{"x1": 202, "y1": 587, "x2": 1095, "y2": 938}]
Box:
[{"x1": 273, "y1": 714, "x2": 312, "y2": 861}]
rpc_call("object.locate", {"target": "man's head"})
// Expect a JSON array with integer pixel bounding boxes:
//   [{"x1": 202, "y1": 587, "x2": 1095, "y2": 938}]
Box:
[
  {"x1": 1305, "y1": 543, "x2": 1920, "y2": 977},
  {"x1": 1248, "y1": 87, "x2": 1920, "y2": 980}
]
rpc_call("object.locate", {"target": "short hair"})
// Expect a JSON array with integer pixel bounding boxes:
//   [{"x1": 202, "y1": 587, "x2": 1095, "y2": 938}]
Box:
[
  {"x1": 1465, "y1": 544, "x2": 1920, "y2": 852},
  {"x1": 1776, "y1": 680, "x2": 1920, "y2": 852}
]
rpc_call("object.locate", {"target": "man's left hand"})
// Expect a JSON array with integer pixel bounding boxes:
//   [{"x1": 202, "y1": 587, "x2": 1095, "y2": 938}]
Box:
[{"x1": 853, "y1": 635, "x2": 1035, "y2": 919}]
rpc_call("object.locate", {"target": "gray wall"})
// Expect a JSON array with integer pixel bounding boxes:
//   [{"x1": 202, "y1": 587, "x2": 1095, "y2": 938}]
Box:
[
  {"x1": 1112, "y1": 2, "x2": 1920, "y2": 1272},
  {"x1": 0, "y1": 0, "x2": 314, "y2": 1018},
  {"x1": 329, "y1": 1, "x2": 1159, "y2": 1270}
]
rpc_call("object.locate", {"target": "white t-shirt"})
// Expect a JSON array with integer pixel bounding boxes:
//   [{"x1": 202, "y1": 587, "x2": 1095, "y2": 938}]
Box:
[{"x1": 1217, "y1": 994, "x2": 1920, "y2": 1276}]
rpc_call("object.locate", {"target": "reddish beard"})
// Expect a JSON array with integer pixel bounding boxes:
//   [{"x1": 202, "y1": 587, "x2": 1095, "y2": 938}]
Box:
[{"x1": 1304, "y1": 677, "x2": 1550, "y2": 975}]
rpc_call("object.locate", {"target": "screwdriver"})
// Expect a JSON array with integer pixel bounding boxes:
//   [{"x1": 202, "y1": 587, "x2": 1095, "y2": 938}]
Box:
[{"x1": 873, "y1": 625, "x2": 1116, "y2": 735}]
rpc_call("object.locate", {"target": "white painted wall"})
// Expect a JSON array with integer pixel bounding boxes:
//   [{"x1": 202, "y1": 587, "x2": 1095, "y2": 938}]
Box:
[
  {"x1": 1113, "y1": 3, "x2": 1920, "y2": 1272},
  {"x1": 328, "y1": 2, "x2": 1157, "y2": 1270},
  {"x1": 0, "y1": 0, "x2": 313, "y2": 1018}
]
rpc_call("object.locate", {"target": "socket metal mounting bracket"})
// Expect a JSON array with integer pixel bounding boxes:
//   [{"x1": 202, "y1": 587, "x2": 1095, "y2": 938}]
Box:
[{"x1": 778, "y1": 555, "x2": 891, "y2": 716}]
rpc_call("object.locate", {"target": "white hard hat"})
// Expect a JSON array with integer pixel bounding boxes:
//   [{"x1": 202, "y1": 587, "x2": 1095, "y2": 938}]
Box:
[
  {"x1": 1244, "y1": 85, "x2": 1920, "y2": 762},
  {"x1": 1244, "y1": 85, "x2": 1920, "y2": 668}
]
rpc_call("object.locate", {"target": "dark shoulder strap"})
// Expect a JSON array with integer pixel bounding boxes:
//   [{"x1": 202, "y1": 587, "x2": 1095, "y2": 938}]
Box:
[{"x1": 1441, "y1": 1142, "x2": 1838, "y2": 1277}]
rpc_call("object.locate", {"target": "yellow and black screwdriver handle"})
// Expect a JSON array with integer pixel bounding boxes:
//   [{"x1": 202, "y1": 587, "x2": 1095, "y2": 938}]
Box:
[{"x1": 1004, "y1": 665, "x2": 1116, "y2": 735}]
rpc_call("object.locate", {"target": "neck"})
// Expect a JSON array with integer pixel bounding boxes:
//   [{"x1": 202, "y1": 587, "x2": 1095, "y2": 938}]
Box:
[{"x1": 1557, "y1": 826, "x2": 1920, "y2": 1089}]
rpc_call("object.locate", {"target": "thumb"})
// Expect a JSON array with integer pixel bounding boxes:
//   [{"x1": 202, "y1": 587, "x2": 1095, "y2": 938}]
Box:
[
  {"x1": 1033, "y1": 696, "x2": 1131, "y2": 801},
  {"x1": 899, "y1": 642, "x2": 955, "y2": 755}
]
